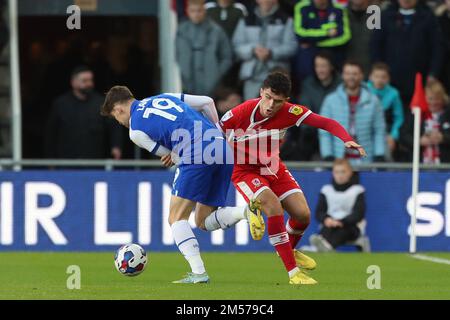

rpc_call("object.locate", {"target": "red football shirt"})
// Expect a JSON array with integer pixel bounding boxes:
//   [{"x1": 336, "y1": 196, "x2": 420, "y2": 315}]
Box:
[{"x1": 219, "y1": 98, "x2": 312, "y2": 170}]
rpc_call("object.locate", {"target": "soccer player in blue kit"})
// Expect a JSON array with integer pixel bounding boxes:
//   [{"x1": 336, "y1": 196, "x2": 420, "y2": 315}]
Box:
[{"x1": 101, "y1": 86, "x2": 264, "y2": 284}]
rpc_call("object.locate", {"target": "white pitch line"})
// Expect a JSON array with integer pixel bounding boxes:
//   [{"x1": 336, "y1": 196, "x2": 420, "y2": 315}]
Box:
[{"x1": 410, "y1": 254, "x2": 450, "y2": 266}]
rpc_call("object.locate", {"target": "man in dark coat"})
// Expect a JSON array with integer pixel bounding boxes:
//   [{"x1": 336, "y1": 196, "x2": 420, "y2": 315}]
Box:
[
  {"x1": 371, "y1": 0, "x2": 444, "y2": 105},
  {"x1": 346, "y1": 0, "x2": 373, "y2": 77},
  {"x1": 44, "y1": 66, "x2": 122, "y2": 159}
]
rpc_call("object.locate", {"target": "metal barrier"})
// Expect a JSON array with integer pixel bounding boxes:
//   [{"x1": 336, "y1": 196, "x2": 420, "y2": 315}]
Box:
[{"x1": 1, "y1": 159, "x2": 450, "y2": 171}]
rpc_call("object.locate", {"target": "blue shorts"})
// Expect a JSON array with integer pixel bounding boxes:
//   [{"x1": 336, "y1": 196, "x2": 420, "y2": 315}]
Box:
[{"x1": 172, "y1": 163, "x2": 233, "y2": 207}]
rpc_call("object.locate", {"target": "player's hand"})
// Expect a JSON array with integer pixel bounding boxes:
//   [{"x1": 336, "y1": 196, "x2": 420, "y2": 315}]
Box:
[
  {"x1": 161, "y1": 154, "x2": 175, "y2": 168},
  {"x1": 345, "y1": 141, "x2": 366, "y2": 157},
  {"x1": 254, "y1": 46, "x2": 270, "y2": 61},
  {"x1": 324, "y1": 218, "x2": 333, "y2": 228},
  {"x1": 387, "y1": 135, "x2": 396, "y2": 152},
  {"x1": 324, "y1": 217, "x2": 341, "y2": 228}
]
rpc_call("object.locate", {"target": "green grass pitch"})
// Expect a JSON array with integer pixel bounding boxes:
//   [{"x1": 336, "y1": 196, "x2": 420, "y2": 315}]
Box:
[{"x1": 1, "y1": 252, "x2": 450, "y2": 300}]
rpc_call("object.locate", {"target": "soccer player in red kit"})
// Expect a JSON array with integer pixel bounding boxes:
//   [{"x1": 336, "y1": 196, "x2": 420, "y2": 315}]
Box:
[{"x1": 218, "y1": 72, "x2": 366, "y2": 285}]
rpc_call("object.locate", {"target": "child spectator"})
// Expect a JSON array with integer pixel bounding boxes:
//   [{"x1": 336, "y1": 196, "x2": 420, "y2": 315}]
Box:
[
  {"x1": 310, "y1": 159, "x2": 366, "y2": 252},
  {"x1": 368, "y1": 62, "x2": 404, "y2": 160}
]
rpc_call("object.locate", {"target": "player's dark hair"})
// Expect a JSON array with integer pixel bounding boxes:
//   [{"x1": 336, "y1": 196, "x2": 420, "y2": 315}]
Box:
[
  {"x1": 262, "y1": 72, "x2": 291, "y2": 98},
  {"x1": 342, "y1": 59, "x2": 364, "y2": 73},
  {"x1": 71, "y1": 65, "x2": 92, "y2": 79},
  {"x1": 101, "y1": 86, "x2": 134, "y2": 116}
]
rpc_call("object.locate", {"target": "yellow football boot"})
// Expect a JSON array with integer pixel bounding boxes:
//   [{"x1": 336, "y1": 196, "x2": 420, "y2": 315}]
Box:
[
  {"x1": 293, "y1": 250, "x2": 317, "y2": 270},
  {"x1": 245, "y1": 198, "x2": 265, "y2": 240},
  {"x1": 289, "y1": 269, "x2": 318, "y2": 285}
]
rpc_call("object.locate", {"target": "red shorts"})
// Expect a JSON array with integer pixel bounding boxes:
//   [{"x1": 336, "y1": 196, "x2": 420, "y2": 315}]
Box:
[{"x1": 232, "y1": 162, "x2": 303, "y2": 203}]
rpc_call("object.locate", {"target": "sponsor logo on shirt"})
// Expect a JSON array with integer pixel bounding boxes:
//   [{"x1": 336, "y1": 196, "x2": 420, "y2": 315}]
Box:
[{"x1": 289, "y1": 106, "x2": 303, "y2": 116}]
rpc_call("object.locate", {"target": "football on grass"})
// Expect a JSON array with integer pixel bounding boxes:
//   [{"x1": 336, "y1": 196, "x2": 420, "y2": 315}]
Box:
[{"x1": 114, "y1": 244, "x2": 147, "y2": 276}]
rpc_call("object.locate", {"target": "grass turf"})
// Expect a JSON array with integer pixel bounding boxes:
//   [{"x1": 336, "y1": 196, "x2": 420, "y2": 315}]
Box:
[{"x1": 0, "y1": 252, "x2": 450, "y2": 300}]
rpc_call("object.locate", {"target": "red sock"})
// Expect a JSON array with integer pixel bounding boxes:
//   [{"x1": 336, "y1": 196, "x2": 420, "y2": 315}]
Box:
[
  {"x1": 268, "y1": 215, "x2": 297, "y2": 272},
  {"x1": 286, "y1": 218, "x2": 309, "y2": 249}
]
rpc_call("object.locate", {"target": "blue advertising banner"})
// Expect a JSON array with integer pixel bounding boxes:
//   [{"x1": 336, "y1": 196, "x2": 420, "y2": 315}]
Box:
[{"x1": 0, "y1": 170, "x2": 449, "y2": 252}]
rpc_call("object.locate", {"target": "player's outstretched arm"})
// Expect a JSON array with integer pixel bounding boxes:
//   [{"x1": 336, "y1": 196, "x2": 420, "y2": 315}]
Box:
[
  {"x1": 166, "y1": 93, "x2": 219, "y2": 124},
  {"x1": 302, "y1": 112, "x2": 367, "y2": 157}
]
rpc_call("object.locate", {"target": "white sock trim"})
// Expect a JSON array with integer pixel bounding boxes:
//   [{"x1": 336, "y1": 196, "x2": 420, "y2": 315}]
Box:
[
  {"x1": 269, "y1": 232, "x2": 289, "y2": 246},
  {"x1": 288, "y1": 267, "x2": 300, "y2": 278}
]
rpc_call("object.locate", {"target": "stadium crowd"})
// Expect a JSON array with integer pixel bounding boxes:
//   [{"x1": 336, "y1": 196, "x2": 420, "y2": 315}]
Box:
[
  {"x1": 8, "y1": 0, "x2": 449, "y2": 164},
  {"x1": 175, "y1": 0, "x2": 450, "y2": 164}
]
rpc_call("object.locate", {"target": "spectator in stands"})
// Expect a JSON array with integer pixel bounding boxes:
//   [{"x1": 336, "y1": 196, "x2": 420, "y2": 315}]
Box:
[
  {"x1": 310, "y1": 158, "x2": 366, "y2": 252},
  {"x1": 319, "y1": 60, "x2": 386, "y2": 163},
  {"x1": 368, "y1": 62, "x2": 404, "y2": 160},
  {"x1": 232, "y1": 0, "x2": 297, "y2": 99},
  {"x1": 214, "y1": 86, "x2": 243, "y2": 118},
  {"x1": 176, "y1": 0, "x2": 232, "y2": 96},
  {"x1": 232, "y1": 0, "x2": 297, "y2": 15},
  {"x1": 205, "y1": 0, "x2": 246, "y2": 91},
  {"x1": 420, "y1": 80, "x2": 450, "y2": 163},
  {"x1": 300, "y1": 51, "x2": 342, "y2": 114},
  {"x1": 281, "y1": 51, "x2": 341, "y2": 160},
  {"x1": 293, "y1": 0, "x2": 351, "y2": 84},
  {"x1": 205, "y1": 0, "x2": 247, "y2": 39},
  {"x1": 346, "y1": 0, "x2": 373, "y2": 77},
  {"x1": 437, "y1": 0, "x2": 450, "y2": 93},
  {"x1": 371, "y1": 0, "x2": 444, "y2": 106},
  {"x1": 44, "y1": 66, "x2": 122, "y2": 159}
]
